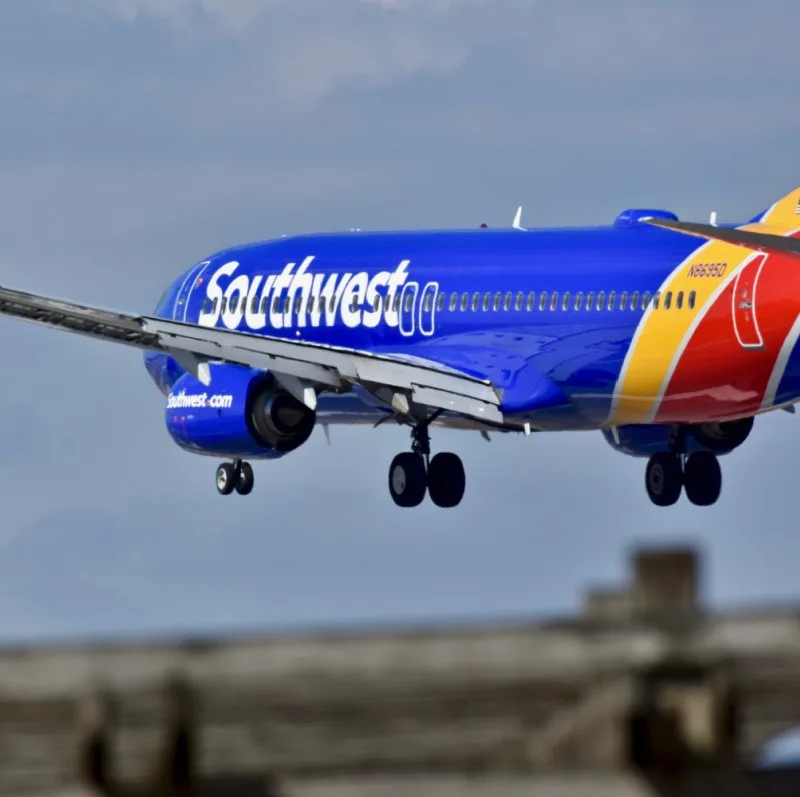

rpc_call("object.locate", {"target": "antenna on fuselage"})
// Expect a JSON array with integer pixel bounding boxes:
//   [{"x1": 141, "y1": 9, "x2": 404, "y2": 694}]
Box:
[{"x1": 512, "y1": 206, "x2": 527, "y2": 231}]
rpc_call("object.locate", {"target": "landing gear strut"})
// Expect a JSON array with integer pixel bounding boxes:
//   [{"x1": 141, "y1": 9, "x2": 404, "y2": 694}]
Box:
[
  {"x1": 216, "y1": 459, "x2": 254, "y2": 496},
  {"x1": 388, "y1": 411, "x2": 466, "y2": 508},
  {"x1": 644, "y1": 427, "x2": 722, "y2": 507}
]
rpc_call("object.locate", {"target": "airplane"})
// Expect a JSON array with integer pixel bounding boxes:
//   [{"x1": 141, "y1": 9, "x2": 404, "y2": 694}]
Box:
[{"x1": 3, "y1": 185, "x2": 800, "y2": 509}]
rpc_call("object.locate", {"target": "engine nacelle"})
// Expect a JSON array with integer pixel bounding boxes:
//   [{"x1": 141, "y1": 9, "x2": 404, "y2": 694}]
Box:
[
  {"x1": 688, "y1": 417, "x2": 754, "y2": 453},
  {"x1": 602, "y1": 417, "x2": 754, "y2": 458},
  {"x1": 165, "y1": 365, "x2": 316, "y2": 459}
]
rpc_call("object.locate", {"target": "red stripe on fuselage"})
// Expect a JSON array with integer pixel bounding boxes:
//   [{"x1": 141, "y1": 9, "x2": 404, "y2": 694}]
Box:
[{"x1": 654, "y1": 251, "x2": 800, "y2": 422}]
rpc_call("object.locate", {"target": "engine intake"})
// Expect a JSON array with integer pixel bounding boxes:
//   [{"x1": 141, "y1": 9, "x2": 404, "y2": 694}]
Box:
[
  {"x1": 250, "y1": 387, "x2": 316, "y2": 452},
  {"x1": 689, "y1": 417, "x2": 754, "y2": 453}
]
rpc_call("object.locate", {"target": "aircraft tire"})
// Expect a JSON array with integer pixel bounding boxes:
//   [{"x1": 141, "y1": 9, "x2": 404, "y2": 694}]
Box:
[
  {"x1": 427, "y1": 452, "x2": 465, "y2": 508},
  {"x1": 389, "y1": 452, "x2": 427, "y2": 508},
  {"x1": 683, "y1": 451, "x2": 722, "y2": 506},
  {"x1": 645, "y1": 452, "x2": 683, "y2": 507},
  {"x1": 235, "y1": 461, "x2": 255, "y2": 496},
  {"x1": 216, "y1": 462, "x2": 237, "y2": 496}
]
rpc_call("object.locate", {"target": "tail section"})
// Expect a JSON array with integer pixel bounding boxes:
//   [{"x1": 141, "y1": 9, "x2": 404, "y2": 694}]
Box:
[{"x1": 756, "y1": 186, "x2": 800, "y2": 229}]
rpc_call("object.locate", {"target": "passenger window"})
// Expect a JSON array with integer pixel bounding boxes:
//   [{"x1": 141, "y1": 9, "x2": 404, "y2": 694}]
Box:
[
  {"x1": 550, "y1": 291, "x2": 558, "y2": 311},
  {"x1": 620, "y1": 291, "x2": 628, "y2": 310},
  {"x1": 504, "y1": 291, "x2": 512, "y2": 311},
  {"x1": 653, "y1": 292, "x2": 660, "y2": 310},
  {"x1": 539, "y1": 292, "x2": 547, "y2": 311},
  {"x1": 515, "y1": 291, "x2": 523, "y2": 311},
  {"x1": 664, "y1": 291, "x2": 672, "y2": 310},
  {"x1": 676, "y1": 291, "x2": 684, "y2": 310},
  {"x1": 641, "y1": 291, "x2": 650, "y2": 309},
  {"x1": 261, "y1": 296, "x2": 269, "y2": 313},
  {"x1": 492, "y1": 292, "x2": 500, "y2": 311},
  {"x1": 393, "y1": 295, "x2": 401, "y2": 311},
  {"x1": 283, "y1": 296, "x2": 291, "y2": 313},
  {"x1": 472, "y1": 292, "x2": 480, "y2": 311},
  {"x1": 607, "y1": 291, "x2": 616, "y2": 311},
  {"x1": 596, "y1": 291, "x2": 605, "y2": 311},
  {"x1": 211, "y1": 298, "x2": 218, "y2": 314},
  {"x1": 449, "y1": 292, "x2": 458, "y2": 311},
  {"x1": 574, "y1": 292, "x2": 583, "y2": 310},
  {"x1": 436, "y1": 293, "x2": 444, "y2": 312},
  {"x1": 688, "y1": 290, "x2": 696, "y2": 310},
  {"x1": 349, "y1": 296, "x2": 358, "y2": 312},
  {"x1": 404, "y1": 293, "x2": 413, "y2": 312},
  {"x1": 482, "y1": 292, "x2": 490, "y2": 311},
  {"x1": 526, "y1": 292, "x2": 535, "y2": 311},
  {"x1": 562, "y1": 292, "x2": 571, "y2": 311},
  {"x1": 586, "y1": 291, "x2": 594, "y2": 309},
  {"x1": 629, "y1": 292, "x2": 638, "y2": 311},
  {"x1": 424, "y1": 293, "x2": 433, "y2": 312},
  {"x1": 461, "y1": 293, "x2": 468, "y2": 311},
  {"x1": 373, "y1": 294, "x2": 380, "y2": 312},
  {"x1": 272, "y1": 296, "x2": 280, "y2": 313},
  {"x1": 221, "y1": 297, "x2": 228, "y2": 313}
]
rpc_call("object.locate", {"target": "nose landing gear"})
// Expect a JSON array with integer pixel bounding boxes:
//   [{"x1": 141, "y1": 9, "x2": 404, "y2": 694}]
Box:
[{"x1": 216, "y1": 459, "x2": 254, "y2": 496}]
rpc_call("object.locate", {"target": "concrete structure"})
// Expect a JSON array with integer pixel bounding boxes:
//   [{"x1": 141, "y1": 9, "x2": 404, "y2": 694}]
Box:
[{"x1": 3, "y1": 546, "x2": 800, "y2": 795}]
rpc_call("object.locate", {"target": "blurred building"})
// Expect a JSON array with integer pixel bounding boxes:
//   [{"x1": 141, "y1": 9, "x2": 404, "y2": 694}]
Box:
[{"x1": 3, "y1": 544, "x2": 800, "y2": 796}]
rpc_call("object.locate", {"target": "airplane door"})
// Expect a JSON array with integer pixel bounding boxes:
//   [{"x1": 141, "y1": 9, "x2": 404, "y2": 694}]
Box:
[
  {"x1": 732, "y1": 253, "x2": 766, "y2": 349},
  {"x1": 418, "y1": 282, "x2": 439, "y2": 337},
  {"x1": 175, "y1": 260, "x2": 211, "y2": 322},
  {"x1": 399, "y1": 281, "x2": 419, "y2": 337}
]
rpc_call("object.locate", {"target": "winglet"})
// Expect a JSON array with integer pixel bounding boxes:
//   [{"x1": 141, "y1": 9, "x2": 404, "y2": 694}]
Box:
[{"x1": 512, "y1": 206, "x2": 526, "y2": 231}]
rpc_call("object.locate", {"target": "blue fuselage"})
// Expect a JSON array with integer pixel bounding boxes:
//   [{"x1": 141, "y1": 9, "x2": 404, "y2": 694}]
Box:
[{"x1": 143, "y1": 216, "x2": 800, "y2": 456}]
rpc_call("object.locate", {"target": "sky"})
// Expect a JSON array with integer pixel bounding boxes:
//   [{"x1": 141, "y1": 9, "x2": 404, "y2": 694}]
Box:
[{"x1": 1, "y1": 0, "x2": 800, "y2": 653}]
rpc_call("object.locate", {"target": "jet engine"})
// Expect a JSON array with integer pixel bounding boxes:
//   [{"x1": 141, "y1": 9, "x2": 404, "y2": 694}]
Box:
[
  {"x1": 165, "y1": 366, "x2": 316, "y2": 459},
  {"x1": 602, "y1": 417, "x2": 754, "y2": 458},
  {"x1": 688, "y1": 417, "x2": 754, "y2": 453}
]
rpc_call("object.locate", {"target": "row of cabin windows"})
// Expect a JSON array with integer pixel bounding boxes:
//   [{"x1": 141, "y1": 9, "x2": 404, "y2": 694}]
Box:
[{"x1": 203, "y1": 288, "x2": 697, "y2": 317}]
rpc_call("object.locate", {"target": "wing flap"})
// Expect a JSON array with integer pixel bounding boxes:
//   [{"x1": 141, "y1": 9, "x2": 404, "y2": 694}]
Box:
[{"x1": 143, "y1": 316, "x2": 504, "y2": 422}]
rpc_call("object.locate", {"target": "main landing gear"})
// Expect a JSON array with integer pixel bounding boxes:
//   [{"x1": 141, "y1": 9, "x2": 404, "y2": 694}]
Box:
[
  {"x1": 388, "y1": 412, "x2": 466, "y2": 508},
  {"x1": 216, "y1": 459, "x2": 254, "y2": 496},
  {"x1": 644, "y1": 428, "x2": 722, "y2": 507}
]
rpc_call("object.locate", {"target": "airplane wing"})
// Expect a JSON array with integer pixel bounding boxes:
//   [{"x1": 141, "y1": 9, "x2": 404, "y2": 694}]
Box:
[
  {"x1": 0, "y1": 284, "x2": 505, "y2": 424},
  {"x1": 643, "y1": 217, "x2": 800, "y2": 259}
]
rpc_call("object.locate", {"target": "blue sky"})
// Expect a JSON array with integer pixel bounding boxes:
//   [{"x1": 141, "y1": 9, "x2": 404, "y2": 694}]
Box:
[{"x1": 1, "y1": 0, "x2": 800, "y2": 645}]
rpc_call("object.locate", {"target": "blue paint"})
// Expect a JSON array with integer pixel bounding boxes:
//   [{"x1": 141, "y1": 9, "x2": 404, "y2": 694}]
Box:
[{"x1": 139, "y1": 199, "x2": 800, "y2": 463}]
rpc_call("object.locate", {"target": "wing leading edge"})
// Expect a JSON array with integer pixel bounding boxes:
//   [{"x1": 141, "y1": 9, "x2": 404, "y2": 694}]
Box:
[{"x1": 0, "y1": 284, "x2": 505, "y2": 424}]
